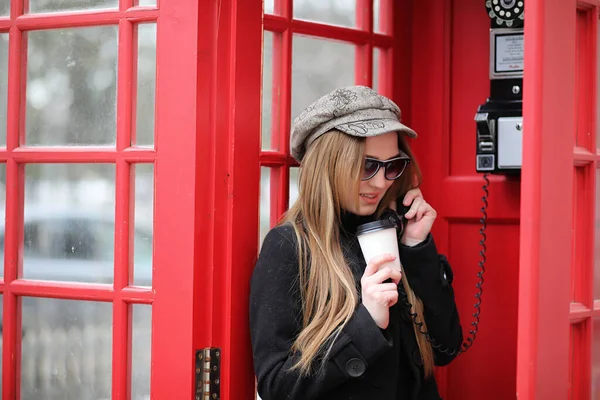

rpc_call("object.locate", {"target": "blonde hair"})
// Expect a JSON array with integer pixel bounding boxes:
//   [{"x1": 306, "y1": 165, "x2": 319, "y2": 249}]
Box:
[{"x1": 281, "y1": 130, "x2": 435, "y2": 378}]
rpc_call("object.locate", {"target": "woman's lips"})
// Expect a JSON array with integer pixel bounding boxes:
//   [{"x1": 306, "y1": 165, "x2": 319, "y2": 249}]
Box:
[{"x1": 360, "y1": 193, "x2": 380, "y2": 204}]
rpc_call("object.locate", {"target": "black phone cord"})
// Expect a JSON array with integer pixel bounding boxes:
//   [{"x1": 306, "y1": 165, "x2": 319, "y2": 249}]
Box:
[{"x1": 400, "y1": 173, "x2": 490, "y2": 356}]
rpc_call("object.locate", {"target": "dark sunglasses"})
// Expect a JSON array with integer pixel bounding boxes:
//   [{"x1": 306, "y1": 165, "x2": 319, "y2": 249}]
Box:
[{"x1": 362, "y1": 155, "x2": 410, "y2": 181}]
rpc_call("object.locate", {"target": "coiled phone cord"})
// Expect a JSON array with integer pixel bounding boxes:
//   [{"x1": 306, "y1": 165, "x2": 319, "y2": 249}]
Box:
[{"x1": 400, "y1": 173, "x2": 490, "y2": 356}]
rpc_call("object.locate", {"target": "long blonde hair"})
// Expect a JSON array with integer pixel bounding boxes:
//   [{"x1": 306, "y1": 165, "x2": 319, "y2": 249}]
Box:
[{"x1": 281, "y1": 130, "x2": 435, "y2": 378}]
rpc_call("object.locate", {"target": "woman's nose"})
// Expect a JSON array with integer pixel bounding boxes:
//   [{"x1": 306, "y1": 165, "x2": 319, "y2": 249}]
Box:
[{"x1": 369, "y1": 168, "x2": 388, "y2": 188}]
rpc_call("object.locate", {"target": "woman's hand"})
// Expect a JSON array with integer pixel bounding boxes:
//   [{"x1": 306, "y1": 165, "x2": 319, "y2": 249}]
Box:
[
  {"x1": 361, "y1": 254, "x2": 402, "y2": 329},
  {"x1": 400, "y1": 188, "x2": 437, "y2": 247}
]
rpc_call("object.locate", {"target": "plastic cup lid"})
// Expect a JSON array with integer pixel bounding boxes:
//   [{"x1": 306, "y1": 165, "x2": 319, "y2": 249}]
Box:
[{"x1": 356, "y1": 218, "x2": 397, "y2": 236}]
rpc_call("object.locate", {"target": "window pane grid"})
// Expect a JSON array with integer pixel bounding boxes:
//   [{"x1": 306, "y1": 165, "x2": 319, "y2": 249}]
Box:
[
  {"x1": 573, "y1": 165, "x2": 594, "y2": 304},
  {"x1": 4, "y1": 281, "x2": 153, "y2": 301},
  {"x1": 7, "y1": 11, "x2": 157, "y2": 32},
  {"x1": 569, "y1": 302, "x2": 600, "y2": 322},
  {"x1": 264, "y1": 15, "x2": 393, "y2": 46},
  {"x1": 570, "y1": 321, "x2": 592, "y2": 400},
  {"x1": 1, "y1": 159, "x2": 23, "y2": 398},
  {"x1": 576, "y1": 9, "x2": 594, "y2": 150},
  {"x1": 1, "y1": 6, "x2": 157, "y2": 400},
  {"x1": 260, "y1": 0, "x2": 394, "y2": 229}
]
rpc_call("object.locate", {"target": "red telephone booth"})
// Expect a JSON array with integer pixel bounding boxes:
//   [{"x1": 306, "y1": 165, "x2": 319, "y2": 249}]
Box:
[{"x1": 0, "y1": 0, "x2": 598, "y2": 399}]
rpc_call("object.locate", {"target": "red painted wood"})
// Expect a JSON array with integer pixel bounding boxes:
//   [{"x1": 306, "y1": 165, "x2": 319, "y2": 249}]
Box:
[
  {"x1": 517, "y1": 1, "x2": 577, "y2": 399},
  {"x1": 0, "y1": 148, "x2": 156, "y2": 163},
  {"x1": 210, "y1": 0, "x2": 262, "y2": 398},
  {"x1": 1, "y1": 0, "x2": 24, "y2": 397},
  {"x1": 576, "y1": 10, "x2": 594, "y2": 150},
  {"x1": 190, "y1": 4, "x2": 218, "y2": 398},
  {"x1": 572, "y1": 6, "x2": 599, "y2": 400},
  {"x1": 378, "y1": 0, "x2": 392, "y2": 35},
  {"x1": 11, "y1": 9, "x2": 157, "y2": 30},
  {"x1": 2, "y1": 280, "x2": 151, "y2": 301},
  {"x1": 112, "y1": 17, "x2": 135, "y2": 399},
  {"x1": 151, "y1": 0, "x2": 200, "y2": 398},
  {"x1": 259, "y1": 152, "x2": 298, "y2": 167},
  {"x1": 391, "y1": 0, "x2": 412, "y2": 115},
  {"x1": 574, "y1": 146, "x2": 600, "y2": 165},
  {"x1": 408, "y1": 1, "x2": 522, "y2": 398},
  {"x1": 130, "y1": 23, "x2": 140, "y2": 146},
  {"x1": 578, "y1": 0, "x2": 600, "y2": 7},
  {"x1": 263, "y1": 15, "x2": 393, "y2": 47},
  {"x1": 589, "y1": 8, "x2": 600, "y2": 399},
  {"x1": 355, "y1": 0, "x2": 373, "y2": 87}
]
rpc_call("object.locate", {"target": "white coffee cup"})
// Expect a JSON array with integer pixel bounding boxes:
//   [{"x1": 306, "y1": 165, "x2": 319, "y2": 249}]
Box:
[{"x1": 356, "y1": 219, "x2": 401, "y2": 271}]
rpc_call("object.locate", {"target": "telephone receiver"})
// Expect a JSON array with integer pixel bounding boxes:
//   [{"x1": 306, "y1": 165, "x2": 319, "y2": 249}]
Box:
[{"x1": 379, "y1": 201, "x2": 412, "y2": 239}]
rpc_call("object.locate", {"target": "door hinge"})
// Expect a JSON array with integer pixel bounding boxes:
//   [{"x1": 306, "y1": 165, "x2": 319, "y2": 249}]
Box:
[{"x1": 195, "y1": 348, "x2": 221, "y2": 400}]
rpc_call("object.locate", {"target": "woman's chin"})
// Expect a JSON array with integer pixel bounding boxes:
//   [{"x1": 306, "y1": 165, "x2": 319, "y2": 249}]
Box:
[{"x1": 355, "y1": 202, "x2": 379, "y2": 216}]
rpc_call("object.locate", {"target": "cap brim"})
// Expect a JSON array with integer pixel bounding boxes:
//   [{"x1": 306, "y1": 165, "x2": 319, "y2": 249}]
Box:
[{"x1": 335, "y1": 119, "x2": 418, "y2": 139}]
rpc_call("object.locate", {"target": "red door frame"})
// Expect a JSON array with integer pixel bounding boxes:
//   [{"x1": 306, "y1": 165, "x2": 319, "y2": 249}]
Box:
[
  {"x1": 517, "y1": 0, "x2": 577, "y2": 398},
  {"x1": 0, "y1": 1, "x2": 205, "y2": 399},
  {"x1": 206, "y1": 0, "x2": 262, "y2": 399},
  {"x1": 153, "y1": 0, "x2": 204, "y2": 398},
  {"x1": 407, "y1": 0, "x2": 599, "y2": 398}
]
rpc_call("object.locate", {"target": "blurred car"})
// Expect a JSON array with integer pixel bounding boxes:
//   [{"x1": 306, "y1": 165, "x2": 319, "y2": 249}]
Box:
[{"x1": 0, "y1": 207, "x2": 153, "y2": 285}]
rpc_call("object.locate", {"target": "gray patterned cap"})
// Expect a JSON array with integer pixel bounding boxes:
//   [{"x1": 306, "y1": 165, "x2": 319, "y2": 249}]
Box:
[{"x1": 290, "y1": 85, "x2": 417, "y2": 161}]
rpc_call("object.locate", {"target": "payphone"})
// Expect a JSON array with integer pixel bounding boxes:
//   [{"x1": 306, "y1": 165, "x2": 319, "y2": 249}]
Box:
[
  {"x1": 393, "y1": 1, "x2": 526, "y2": 358},
  {"x1": 475, "y1": 0, "x2": 524, "y2": 173}
]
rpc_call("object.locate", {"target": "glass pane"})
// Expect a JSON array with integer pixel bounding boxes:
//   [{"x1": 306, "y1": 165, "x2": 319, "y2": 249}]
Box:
[
  {"x1": 134, "y1": 23, "x2": 157, "y2": 147},
  {"x1": 136, "y1": 0, "x2": 156, "y2": 6},
  {"x1": 289, "y1": 167, "x2": 299, "y2": 209},
  {"x1": 262, "y1": 31, "x2": 276, "y2": 150},
  {"x1": 28, "y1": 0, "x2": 117, "y2": 14},
  {"x1": 291, "y1": 36, "x2": 355, "y2": 122},
  {"x1": 0, "y1": 33, "x2": 7, "y2": 146},
  {"x1": 596, "y1": 168, "x2": 600, "y2": 298},
  {"x1": 0, "y1": 0, "x2": 8, "y2": 15},
  {"x1": 21, "y1": 297, "x2": 112, "y2": 399},
  {"x1": 294, "y1": 0, "x2": 355, "y2": 28},
  {"x1": 373, "y1": 47, "x2": 380, "y2": 92},
  {"x1": 260, "y1": 167, "x2": 270, "y2": 245},
  {"x1": 133, "y1": 163, "x2": 153, "y2": 287},
  {"x1": 25, "y1": 26, "x2": 118, "y2": 146},
  {"x1": 131, "y1": 304, "x2": 151, "y2": 400},
  {"x1": 0, "y1": 163, "x2": 5, "y2": 278},
  {"x1": 374, "y1": 0, "x2": 381, "y2": 33},
  {"x1": 264, "y1": 0, "x2": 274, "y2": 14},
  {"x1": 593, "y1": 318, "x2": 600, "y2": 397},
  {"x1": 23, "y1": 163, "x2": 116, "y2": 283}
]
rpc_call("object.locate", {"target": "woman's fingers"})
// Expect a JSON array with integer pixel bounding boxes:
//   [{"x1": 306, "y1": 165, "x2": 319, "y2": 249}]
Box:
[
  {"x1": 404, "y1": 197, "x2": 423, "y2": 220},
  {"x1": 402, "y1": 187, "x2": 423, "y2": 207},
  {"x1": 373, "y1": 290, "x2": 399, "y2": 306},
  {"x1": 362, "y1": 254, "x2": 397, "y2": 278},
  {"x1": 365, "y1": 266, "x2": 402, "y2": 285},
  {"x1": 365, "y1": 282, "x2": 399, "y2": 295}
]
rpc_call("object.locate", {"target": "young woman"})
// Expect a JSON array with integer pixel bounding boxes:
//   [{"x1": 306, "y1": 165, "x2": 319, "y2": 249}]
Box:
[{"x1": 249, "y1": 86, "x2": 462, "y2": 400}]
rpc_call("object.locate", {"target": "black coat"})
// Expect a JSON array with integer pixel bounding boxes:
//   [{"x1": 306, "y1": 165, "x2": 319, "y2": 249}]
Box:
[{"x1": 249, "y1": 213, "x2": 463, "y2": 400}]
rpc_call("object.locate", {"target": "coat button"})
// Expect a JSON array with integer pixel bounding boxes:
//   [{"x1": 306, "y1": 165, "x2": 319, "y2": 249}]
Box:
[{"x1": 346, "y1": 358, "x2": 366, "y2": 377}]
